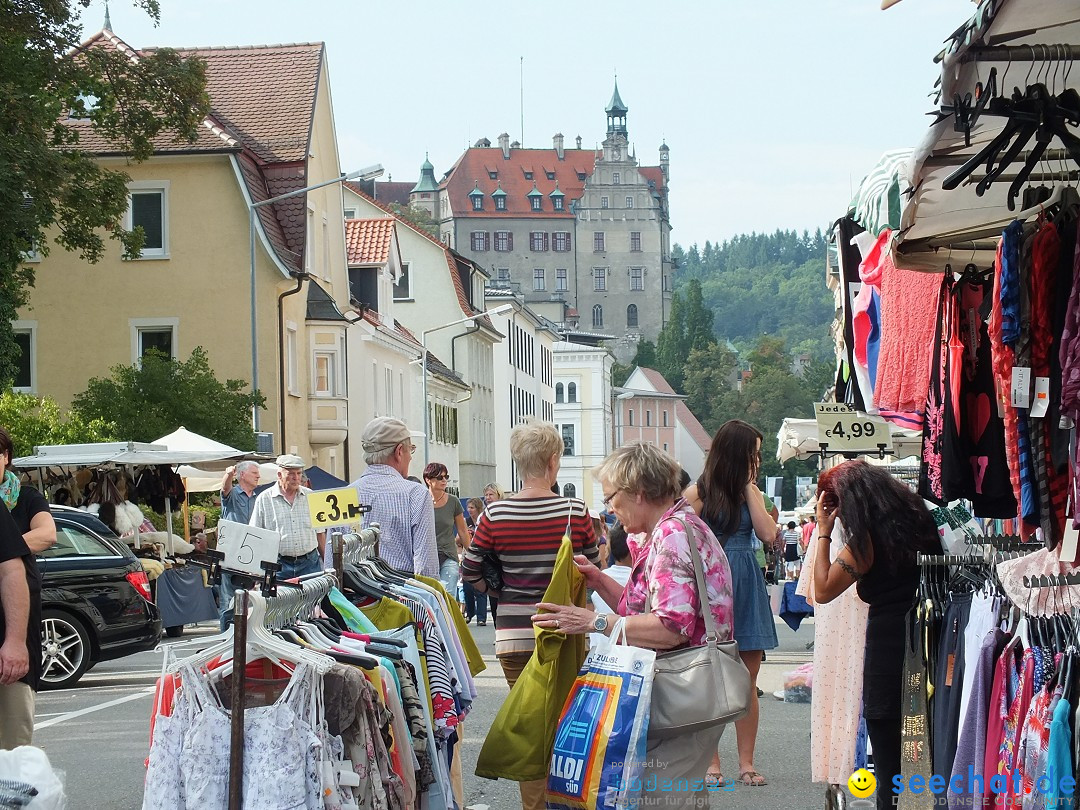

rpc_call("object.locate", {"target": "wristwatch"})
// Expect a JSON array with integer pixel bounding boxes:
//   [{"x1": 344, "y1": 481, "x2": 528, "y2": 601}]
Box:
[{"x1": 592, "y1": 613, "x2": 609, "y2": 633}]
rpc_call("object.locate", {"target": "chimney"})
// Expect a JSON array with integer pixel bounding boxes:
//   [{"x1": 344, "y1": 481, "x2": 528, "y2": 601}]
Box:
[
  {"x1": 576, "y1": 135, "x2": 582, "y2": 149},
  {"x1": 498, "y1": 132, "x2": 510, "y2": 160},
  {"x1": 553, "y1": 133, "x2": 564, "y2": 160}
]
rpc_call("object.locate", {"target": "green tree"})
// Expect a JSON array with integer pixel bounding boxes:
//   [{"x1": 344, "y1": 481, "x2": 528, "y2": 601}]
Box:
[
  {"x1": 0, "y1": 1, "x2": 210, "y2": 385},
  {"x1": 71, "y1": 347, "x2": 264, "y2": 450},
  {"x1": 387, "y1": 203, "x2": 439, "y2": 239},
  {"x1": 0, "y1": 391, "x2": 118, "y2": 457},
  {"x1": 655, "y1": 291, "x2": 686, "y2": 389},
  {"x1": 682, "y1": 343, "x2": 739, "y2": 434}
]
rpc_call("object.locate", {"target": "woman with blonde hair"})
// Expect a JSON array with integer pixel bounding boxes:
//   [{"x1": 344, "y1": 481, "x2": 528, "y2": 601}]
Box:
[{"x1": 462, "y1": 421, "x2": 599, "y2": 810}]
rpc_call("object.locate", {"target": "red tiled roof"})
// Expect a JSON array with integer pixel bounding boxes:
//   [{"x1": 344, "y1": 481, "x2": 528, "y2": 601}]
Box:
[
  {"x1": 638, "y1": 367, "x2": 678, "y2": 395},
  {"x1": 639, "y1": 167, "x2": 669, "y2": 198},
  {"x1": 443, "y1": 147, "x2": 599, "y2": 219},
  {"x1": 345, "y1": 218, "x2": 395, "y2": 265},
  {"x1": 374, "y1": 181, "x2": 414, "y2": 206},
  {"x1": 676, "y1": 401, "x2": 713, "y2": 452}
]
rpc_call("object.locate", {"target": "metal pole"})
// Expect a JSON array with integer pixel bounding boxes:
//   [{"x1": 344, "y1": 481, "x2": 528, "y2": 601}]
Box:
[
  {"x1": 249, "y1": 206, "x2": 259, "y2": 431},
  {"x1": 228, "y1": 588, "x2": 248, "y2": 810},
  {"x1": 422, "y1": 342, "x2": 430, "y2": 466}
]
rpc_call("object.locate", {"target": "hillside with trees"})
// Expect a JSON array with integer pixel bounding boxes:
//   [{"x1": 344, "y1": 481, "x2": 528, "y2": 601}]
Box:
[{"x1": 673, "y1": 229, "x2": 833, "y2": 362}]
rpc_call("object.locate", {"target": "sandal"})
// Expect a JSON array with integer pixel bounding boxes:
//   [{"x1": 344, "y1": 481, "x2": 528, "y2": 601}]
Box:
[
  {"x1": 704, "y1": 770, "x2": 728, "y2": 789},
  {"x1": 738, "y1": 770, "x2": 767, "y2": 787}
]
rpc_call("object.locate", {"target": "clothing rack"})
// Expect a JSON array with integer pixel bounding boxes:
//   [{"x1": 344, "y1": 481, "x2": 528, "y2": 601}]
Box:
[
  {"x1": 263, "y1": 572, "x2": 337, "y2": 630},
  {"x1": 332, "y1": 526, "x2": 380, "y2": 585},
  {"x1": 1023, "y1": 572, "x2": 1080, "y2": 588}
]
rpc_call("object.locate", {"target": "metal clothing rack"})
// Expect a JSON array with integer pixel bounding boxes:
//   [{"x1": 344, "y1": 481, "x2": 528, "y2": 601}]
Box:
[
  {"x1": 1023, "y1": 571, "x2": 1080, "y2": 588},
  {"x1": 332, "y1": 525, "x2": 380, "y2": 584}
]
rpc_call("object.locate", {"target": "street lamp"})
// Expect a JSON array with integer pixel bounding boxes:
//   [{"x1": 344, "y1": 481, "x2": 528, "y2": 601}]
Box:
[
  {"x1": 421, "y1": 304, "x2": 513, "y2": 465},
  {"x1": 248, "y1": 163, "x2": 384, "y2": 431}
]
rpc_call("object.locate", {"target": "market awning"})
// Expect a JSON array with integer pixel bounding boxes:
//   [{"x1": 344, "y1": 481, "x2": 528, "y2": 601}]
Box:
[
  {"x1": 895, "y1": 0, "x2": 1080, "y2": 272},
  {"x1": 12, "y1": 441, "x2": 240, "y2": 468},
  {"x1": 848, "y1": 148, "x2": 913, "y2": 237}
]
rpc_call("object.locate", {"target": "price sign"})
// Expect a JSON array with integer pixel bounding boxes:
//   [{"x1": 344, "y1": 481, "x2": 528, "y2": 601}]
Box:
[
  {"x1": 217, "y1": 520, "x2": 280, "y2": 577},
  {"x1": 307, "y1": 487, "x2": 365, "y2": 529},
  {"x1": 814, "y1": 402, "x2": 894, "y2": 455}
]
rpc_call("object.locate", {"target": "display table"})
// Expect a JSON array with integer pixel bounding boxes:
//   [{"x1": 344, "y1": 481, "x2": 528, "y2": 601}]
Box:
[{"x1": 155, "y1": 564, "x2": 219, "y2": 629}]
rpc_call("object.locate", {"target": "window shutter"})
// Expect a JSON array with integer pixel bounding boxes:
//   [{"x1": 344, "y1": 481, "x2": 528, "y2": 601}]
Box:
[{"x1": 507, "y1": 233, "x2": 513, "y2": 251}]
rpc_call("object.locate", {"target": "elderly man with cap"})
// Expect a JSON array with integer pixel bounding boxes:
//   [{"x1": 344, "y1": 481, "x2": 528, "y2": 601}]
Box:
[
  {"x1": 352, "y1": 417, "x2": 438, "y2": 578},
  {"x1": 248, "y1": 454, "x2": 325, "y2": 579}
]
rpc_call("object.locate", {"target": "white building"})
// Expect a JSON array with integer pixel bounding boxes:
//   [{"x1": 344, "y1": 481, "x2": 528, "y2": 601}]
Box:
[
  {"x1": 553, "y1": 339, "x2": 615, "y2": 513},
  {"x1": 343, "y1": 185, "x2": 502, "y2": 495},
  {"x1": 485, "y1": 288, "x2": 558, "y2": 490}
]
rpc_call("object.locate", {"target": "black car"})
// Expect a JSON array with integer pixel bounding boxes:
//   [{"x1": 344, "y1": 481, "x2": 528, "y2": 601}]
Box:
[{"x1": 37, "y1": 506, "x2": 162, "y2": 689}]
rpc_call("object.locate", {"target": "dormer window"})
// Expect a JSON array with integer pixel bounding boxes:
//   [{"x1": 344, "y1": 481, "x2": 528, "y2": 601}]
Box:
[
  {"x1": 495, "y1": 196, "x2": 506, "y2": 210},
  {"x1": 488, "y1": 170, "x2": 498, "y2": 180},
  {"x1": 531, "y1": 196, "x2": 542, "y2": 211},
  {"x1": 472, "y1": 195, "x2": 483, "y2": 211},
  {"x1": 577, "y1": 171, "x2": 587, "y2": 181},
  {"x1": 546, "y1": 171, "x2": 555, "y2": 180},
  {"x1": 553, "y1": 197, "x2": 564, "y2": 211},
  {"x1": 524, "y1": 171, "x2": 534, "y2": 180}
]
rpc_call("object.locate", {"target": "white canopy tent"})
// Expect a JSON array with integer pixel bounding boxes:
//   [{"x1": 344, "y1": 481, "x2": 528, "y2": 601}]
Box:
[{"x1": 894, "y1": 0, "x2": 1080, "y2": 272}]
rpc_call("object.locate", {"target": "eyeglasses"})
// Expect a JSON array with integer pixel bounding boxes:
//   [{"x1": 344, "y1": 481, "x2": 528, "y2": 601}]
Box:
[
  {"x1": 429, "y1": 474, "x2": 450, "y2": 481},
  {"x1": 602, "y1": 489, "x2": 622, "y2": 508}
]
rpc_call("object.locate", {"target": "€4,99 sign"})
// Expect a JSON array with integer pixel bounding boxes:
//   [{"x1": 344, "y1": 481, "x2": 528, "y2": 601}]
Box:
[
  {"x1": 216, "y1": 519, "x2": 281, "y2": 577},
  {"x1": 814, "y1": 402, "x2": 894, "y2": 455}
]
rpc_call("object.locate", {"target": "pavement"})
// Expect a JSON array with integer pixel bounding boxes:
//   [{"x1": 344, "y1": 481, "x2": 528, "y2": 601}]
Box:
[{"x1": 29, "y1": 612, "x2": 827, "y2": 809}]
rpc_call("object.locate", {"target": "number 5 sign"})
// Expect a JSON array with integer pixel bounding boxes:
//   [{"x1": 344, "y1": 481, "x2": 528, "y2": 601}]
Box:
[{"x1": 217, "y1": 520, "x2": 281, "y2": 577}]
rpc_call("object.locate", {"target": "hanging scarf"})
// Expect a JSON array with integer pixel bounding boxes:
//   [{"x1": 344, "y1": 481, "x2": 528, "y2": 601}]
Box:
[{"x1": 0, "y1": 470, "x2": 21, "y2": 511}]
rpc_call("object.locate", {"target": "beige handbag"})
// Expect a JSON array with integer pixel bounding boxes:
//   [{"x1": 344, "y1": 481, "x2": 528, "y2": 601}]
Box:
[{"x1": 648, "y1": 516, "x2": 752, "y2": 739}]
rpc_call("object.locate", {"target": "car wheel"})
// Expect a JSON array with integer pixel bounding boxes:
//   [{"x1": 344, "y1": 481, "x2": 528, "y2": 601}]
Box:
[
  {"x1": 164, "y1": 625, "x2": 184, "y2": 638},
  {"x1": 39, "y1": 609, "x2": 92, "y2": 690}
]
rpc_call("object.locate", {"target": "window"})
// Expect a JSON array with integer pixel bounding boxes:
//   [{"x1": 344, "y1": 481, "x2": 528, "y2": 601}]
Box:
[
  {"x1": 546, "y1": 171, "x2": 556, "y2": 180},
  {"x1": 488, "y1": 170, "x2": 498, "y2": 180},
  {"x1": 627, "y1": 304, "x2": 638, "y2": 328},
  {"x1": 11, "y1": 324, "x2": 33, "y2": 392},
  {"x1": 594, "y1": 268, "x2": 607, "y2": 291},
  {"x1": 130, "y1": 318, "x2": 178, "y2": 364},
  {"x1": 393, "y1": 263, "x2": 411, "y2": 299},
  {"x1": 553, "y1": 232, "x2": 571, "y2": 252},
  {"x1": 600, "y1": 196, "x2": 609, "y2": 209},
  {"x1": 591, "y1": 304, "x2": 603, "y2": 328},
  {"x1": 630, "y1": 266, "x2": 644, "y2": 290},
  {"x1": 577, "y1": 171, "x2": 587, "y2": 181},
  {"x1": 553, "y1": 196, "x2": 564, "y2": 211},
  {"x1": 494, "y1": 231, "x2": 513, "y2": 251},
  {"x1": 313, "y1": 351, "x2": 336, "y2": 395},
  {"x1": 533, "y1": 268, "x2": 545, "y2": 291},
  {"x1": 497, "y1": 268, "x2": 511, "y2": 281},
  {"x1": 630, "y1": 231, "x2": 642, "y2": 252},
  {"x1": 568, "y1": 383, "x2": 577, "y2": 403},
  {"x1": 561, "y1": 425, "x2": 575, "y2": 456},
  {"x1": 530, "y1": 196, "x2": 542, "y2": 211},
  {"x1": 562, "y1": 483, "x2": 576, "y2": 498},
  {"x1": 495, "y1": 195, "x2": 506, "y2": 211},
  {"x1": 524, "y1": 171, "x2": 533, "y2": 180},
  {"x1": 556, "y1": 269, "x2": 567, "y2": 291},
  {"x1": 625, "y1": 196, "x2": 634, "y2": 209},
  {"x1": 594, "y1": 232, "x2": 605, "y2": 252},
  {"x1": 646, "y1": 410, "x2": 652, "y2": 427},
  {"x1": 472, "y1": 195, "x2": 483, "y2": 211},
  {"x1": 663, "y1": 410, "x2": 669, "y2": 427},
  {"x1": 470, "y1": 231, "x2": 489, "y2": 251},
  {"x1": 530, "y1": 232, "x2": 549, "y2": 252},
  {"x1": 555, "y1": 383, "x2": 564, "y2": 403},
  {"x1": 628, "y1": 409, "x2": 634, "y2": 426},
  {"x1": 126, "y1": 184, "x2": 168, "y2": 258},
  {"x1": 613, "y1": 172, "x2": 621, "y2": 185},
  {"x1": 663, "y1": 443, "x2": 669, "y2": 452},
  {"x1": 286, "y1": 323, "x2": 298, "y2": 395},
  {"x1": 344, "y1": 207, "x2": 358, "y2": 220},
  {"x1": 41, "y1": 525, "x2": 119, "y2": 560}
]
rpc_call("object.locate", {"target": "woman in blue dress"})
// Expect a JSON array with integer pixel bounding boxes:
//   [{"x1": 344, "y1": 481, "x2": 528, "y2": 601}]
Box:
[{"x1": 685, "y1": 419, "x2": 779, "y2": 788}]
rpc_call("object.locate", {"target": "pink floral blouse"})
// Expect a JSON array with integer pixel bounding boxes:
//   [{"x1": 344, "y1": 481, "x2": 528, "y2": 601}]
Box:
[{"x1": 617, "y1": 501, "x2": 734, "y2": 647}]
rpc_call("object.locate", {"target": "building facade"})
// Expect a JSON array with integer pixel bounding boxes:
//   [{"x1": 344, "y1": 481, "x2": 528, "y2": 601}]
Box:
[
  {"x1": 553, "y1": 340, "x2": 615, "y2": 514},
  {"x1": 422, "y1": 82, "x2": 672, "y2": 359}
]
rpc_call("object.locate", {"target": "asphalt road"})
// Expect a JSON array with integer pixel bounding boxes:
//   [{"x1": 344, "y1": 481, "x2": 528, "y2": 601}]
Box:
[{"x1": 30, "y1": 615, "x2": 826, "y2": 809}]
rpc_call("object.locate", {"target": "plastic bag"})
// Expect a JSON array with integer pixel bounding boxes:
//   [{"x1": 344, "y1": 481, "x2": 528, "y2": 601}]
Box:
[
  {"x1": 783, "y1": 662, "x2": 813, "y2": 703},
  {"x1": 546, "y1": 619, "x2": 654, "y2": 810},
  {"x1": 0, "y1": 746, "x2": 66, "y2": 809}
]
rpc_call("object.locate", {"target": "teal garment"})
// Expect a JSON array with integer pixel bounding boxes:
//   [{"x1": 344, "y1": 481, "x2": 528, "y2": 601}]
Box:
[
  {"x1": 329, "y1": 587, "x2": 379, "y2": 634},
  {"x1": 1044, "y1": 695, "x2": 1073, "y2": 808}
]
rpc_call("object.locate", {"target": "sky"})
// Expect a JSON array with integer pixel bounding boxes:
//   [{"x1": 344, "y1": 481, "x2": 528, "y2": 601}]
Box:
[{"x1": 83, "y1": 0, "x2": 977, "y2": 249}]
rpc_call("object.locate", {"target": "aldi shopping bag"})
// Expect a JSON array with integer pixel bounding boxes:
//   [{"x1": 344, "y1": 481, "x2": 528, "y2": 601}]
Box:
[{"x1": 546, "y1": 619, "x2": 655, "y2": 810}]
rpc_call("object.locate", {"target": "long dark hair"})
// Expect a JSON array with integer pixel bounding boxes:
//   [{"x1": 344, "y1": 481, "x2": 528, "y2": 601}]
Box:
[
  {"x1": 698, "y1": 420, "x2": 763, "y2": 537},
  {"x1": 817, "y1": 460, "x2": 939, "y2": 572}
]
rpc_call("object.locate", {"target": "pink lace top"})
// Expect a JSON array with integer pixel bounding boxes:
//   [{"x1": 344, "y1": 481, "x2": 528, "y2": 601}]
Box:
[{"x1": 618, "y1": 502, "x2": 734, "y2": 647}]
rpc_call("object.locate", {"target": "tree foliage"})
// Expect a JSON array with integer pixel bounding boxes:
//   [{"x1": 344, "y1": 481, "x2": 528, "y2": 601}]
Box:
[
  {"x1": 0, "y1": 391, "x2": 118, "y2": 457},
  {"x1": 71, "y1": 347, "x2": 264, "y2": 450},
  {"x1": 672, "y1": 229, "x2": 833, "y2": 362},
  {"x1": 387, "y1": 203, "x2": 439, "y2": 239},
  {"x1": 0, "y1": 0, "x2": 210, "y2": 384},
  {"x1": 653, "y1": 279, "x2": 715, "y2": 390}
]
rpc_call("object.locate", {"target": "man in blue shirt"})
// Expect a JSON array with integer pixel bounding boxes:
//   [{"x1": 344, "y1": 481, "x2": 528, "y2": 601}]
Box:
[{"x1": 217, "y1": 461, "x2": 261, "y2": 630}]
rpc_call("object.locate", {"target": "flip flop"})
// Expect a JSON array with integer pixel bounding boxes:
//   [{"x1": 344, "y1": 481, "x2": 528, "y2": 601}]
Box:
[
  {"x1": 705, "y1": 770, "x2": 729, "y2": 789},
  {"x1": 739, "y1": 770, "x2": 767, "y2": 787}
]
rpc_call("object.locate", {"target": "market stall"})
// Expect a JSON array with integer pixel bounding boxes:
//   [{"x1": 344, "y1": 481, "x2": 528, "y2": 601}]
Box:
[{"x1": 12, "y1": 440, "x2": 242, "y2": 632}]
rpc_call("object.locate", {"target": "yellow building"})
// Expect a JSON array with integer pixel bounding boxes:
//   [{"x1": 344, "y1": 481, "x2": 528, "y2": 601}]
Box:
[{"x1": 15, "y1": 26, "x2": 356, "y2": 476}]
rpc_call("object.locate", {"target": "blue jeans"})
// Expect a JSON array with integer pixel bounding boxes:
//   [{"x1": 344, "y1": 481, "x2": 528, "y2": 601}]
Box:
[
  {"x1": 279, "y1": 548, "x2": 323, "y2": 580},
  {"x1": 218, "y1": 570, "x2": 257, "y2": 631},
  {"x1": 463, "y1": 580, "x2": 487, "y2": 623},
  {"x1": 439, "y1": 558, "x2": 460, "y2": 600}
]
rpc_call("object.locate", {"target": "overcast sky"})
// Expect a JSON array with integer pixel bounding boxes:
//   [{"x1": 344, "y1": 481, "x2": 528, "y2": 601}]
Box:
[{"x1": 86, "y1": 0, "x2": 975, "y2": 249}]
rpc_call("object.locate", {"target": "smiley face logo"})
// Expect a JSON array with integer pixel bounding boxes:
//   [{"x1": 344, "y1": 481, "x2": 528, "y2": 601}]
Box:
[{"x1": 847, "y1": 768, "x2": 876, "y2": 798}]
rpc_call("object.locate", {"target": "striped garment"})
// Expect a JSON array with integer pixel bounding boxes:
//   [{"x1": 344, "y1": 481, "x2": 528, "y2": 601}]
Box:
[{"x1": 461, "y1": 496, "x2": 599, "y2": 656}]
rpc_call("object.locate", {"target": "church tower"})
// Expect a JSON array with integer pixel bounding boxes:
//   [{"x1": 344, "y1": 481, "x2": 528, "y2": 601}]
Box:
[{"x1": 409, "y1": 154, "x2": 439, "y2": 218}]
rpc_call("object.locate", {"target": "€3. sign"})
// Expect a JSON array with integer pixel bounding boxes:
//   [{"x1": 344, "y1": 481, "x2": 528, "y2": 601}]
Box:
[
  {"x1": 814, "y1": 402, "x2": 894, "y2": 454},
  {"x1": 307, "y1": 487, "x2": 365, "y2": 529}
]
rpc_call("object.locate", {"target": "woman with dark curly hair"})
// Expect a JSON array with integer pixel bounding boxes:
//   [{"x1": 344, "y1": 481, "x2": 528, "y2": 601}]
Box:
[{"x1": 813, "y1": 460, "x2": 941, "y2": 810}]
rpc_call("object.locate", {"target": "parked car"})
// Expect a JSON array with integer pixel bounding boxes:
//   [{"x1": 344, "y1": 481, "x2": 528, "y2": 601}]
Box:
[{"x1": 37, "y1": 505, "x2": 162, "y2": 689}]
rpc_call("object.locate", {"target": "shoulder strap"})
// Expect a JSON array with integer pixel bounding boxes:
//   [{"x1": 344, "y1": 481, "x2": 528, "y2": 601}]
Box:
[{"x1": 662, "y1": 515, "x2": 720, "y2": 645}]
